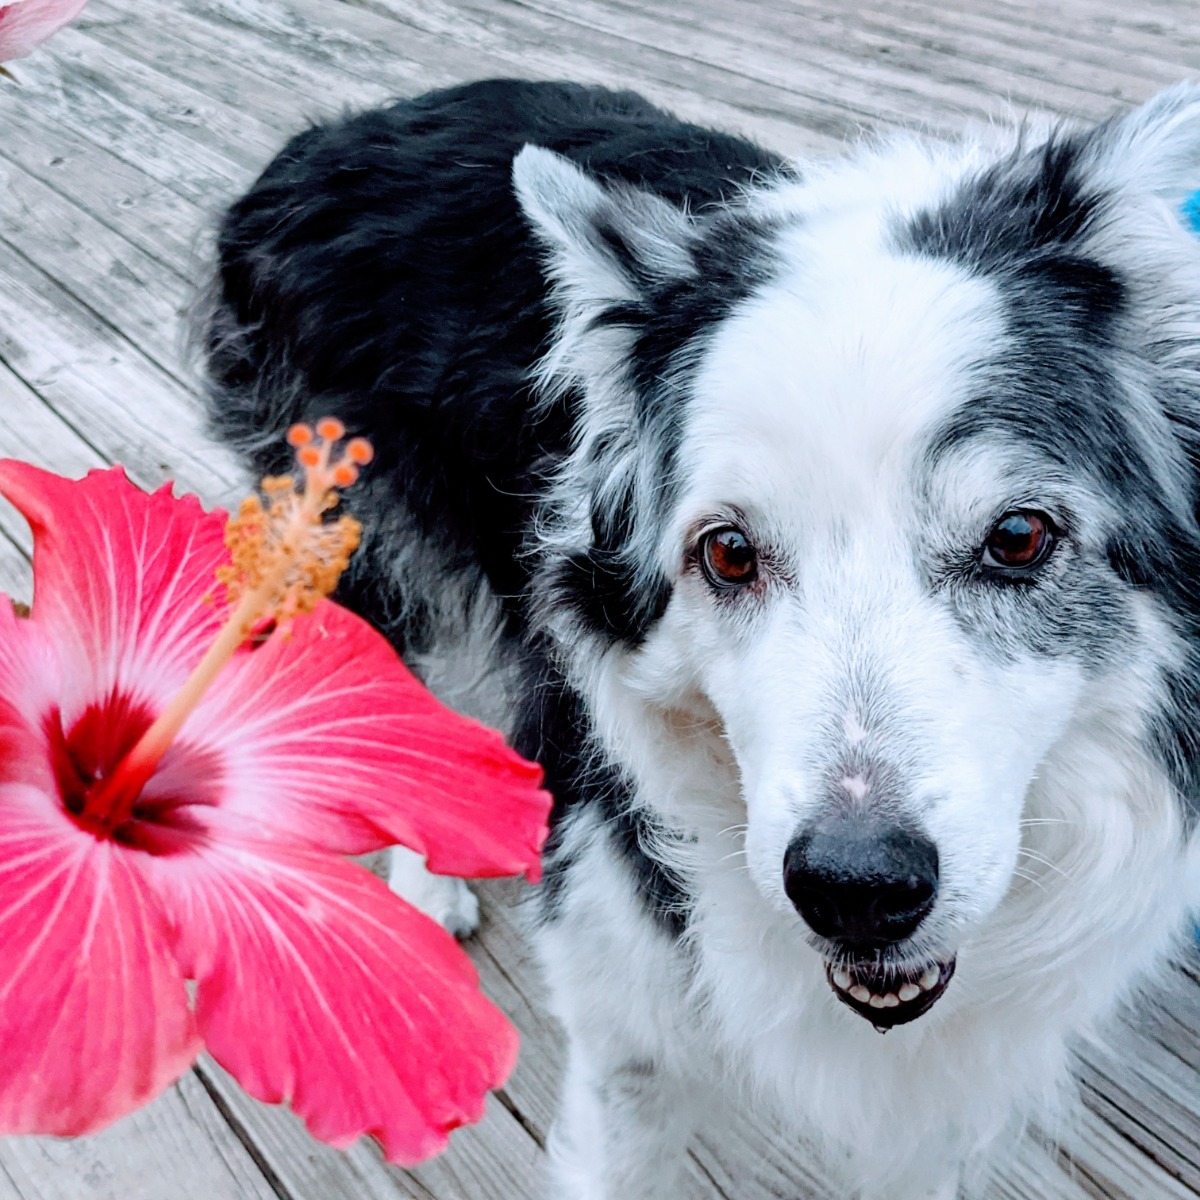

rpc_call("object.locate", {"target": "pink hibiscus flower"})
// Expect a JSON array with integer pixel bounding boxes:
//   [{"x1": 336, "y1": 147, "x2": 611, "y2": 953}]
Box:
[
  {"x1": 0, "y1": 428, "x2": 551, "y2": 1163},
  {"x1": 0, "y1": 0, "x2": 88, "y2": 63}
]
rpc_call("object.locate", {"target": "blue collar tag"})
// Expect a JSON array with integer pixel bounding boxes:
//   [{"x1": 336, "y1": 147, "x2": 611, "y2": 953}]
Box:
[{"x1": 1183, "y1": 189, "x2": 1200, "y2": 234}]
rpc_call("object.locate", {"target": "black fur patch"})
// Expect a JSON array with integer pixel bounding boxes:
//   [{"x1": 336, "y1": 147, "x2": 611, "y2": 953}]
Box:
[
  {"x1": 547, "y1": 506, "x2": 676, "y2": 648},
  {"x1": 902, "y1": 132, "x2": 1131, "y2": 497},
  {"x1": 208, "y1": 79, "x2": 784, "y2": 649},
  {"x1": 550, "y1": 212, "x2": 786, "y2": 647},
  {"x1": 901, "y1": 134, "x2": 1114, "y2": 294},
  {"x1": 517, "y1": 664, "x2": 690, "y2": 938}
]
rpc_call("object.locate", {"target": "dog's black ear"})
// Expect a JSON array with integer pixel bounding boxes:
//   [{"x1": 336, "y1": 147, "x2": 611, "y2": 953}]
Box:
[{"x1": 513, "y1": 144, "x2": 697, "y2": 314}]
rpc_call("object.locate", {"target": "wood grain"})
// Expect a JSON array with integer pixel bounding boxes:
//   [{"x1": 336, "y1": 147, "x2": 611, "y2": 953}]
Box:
[{"x1": 0, "y1": 1073, "x2": 279, "y2": 1200}]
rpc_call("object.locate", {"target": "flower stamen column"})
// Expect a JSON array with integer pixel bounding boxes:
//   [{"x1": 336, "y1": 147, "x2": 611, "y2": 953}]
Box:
[{"x1": 85, "y1": 420, "x2": 374, "y2": 832}]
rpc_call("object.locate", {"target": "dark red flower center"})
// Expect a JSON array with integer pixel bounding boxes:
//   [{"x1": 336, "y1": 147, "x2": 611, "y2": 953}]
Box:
[{"x1": 47, "y1": 693, "x2": 222, "y2": 855}]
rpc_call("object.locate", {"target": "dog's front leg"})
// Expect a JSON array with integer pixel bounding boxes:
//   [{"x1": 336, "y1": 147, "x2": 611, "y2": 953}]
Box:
[
  {"x1": 387, "y1": 845, "x2": 480, "y2": 937},
  {"x1": 547, "y1": 1042, "x2": 700, "y2": 1200}
]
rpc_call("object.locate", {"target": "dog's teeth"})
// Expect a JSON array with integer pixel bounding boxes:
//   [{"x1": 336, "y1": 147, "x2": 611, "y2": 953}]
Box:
[
  {"x1": 849, "y1": 984, "x2": 871, "y2": 1002},
  {"x1": 898, "y1": 982, "x2": 921, "y2": 1002},
  {"x1": 832, "y1": 968, "x2": 852, "y2": 990},
  {"x1": 881, "y1": 993, "x2": 900, "y2": 1007},
  {"x1": 919, "y1": 966, "x2": 941, "y2": 990},
  {"x1": 868, "y1": 993, "x2": 888, "y2": 1008}
]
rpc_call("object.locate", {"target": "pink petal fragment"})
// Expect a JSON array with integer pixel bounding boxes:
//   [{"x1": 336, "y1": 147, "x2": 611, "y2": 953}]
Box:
[
  {"x1": 154, "y1": 836, "x2": 518, "y2": 1164},
  {"x1": 0, "y1": 595, "x2": 62, "y2": 792},
  {"x1": 0, "y1": 786, "x2": 200, "y2": 1135},
  {"x1": 0, "y1": 462, "x2": 229, "y2": 726},
  {"x1": 0, "y1": 0, "x2": 88, "y2": 62},
  {"x1": 184, "y1": 601, "x2": 550, "y2": 879}
]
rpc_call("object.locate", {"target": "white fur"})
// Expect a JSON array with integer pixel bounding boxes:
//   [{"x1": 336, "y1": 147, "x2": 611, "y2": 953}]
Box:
[
  {"x1": 446, "y1": 91, "x2": 1200, "y2": 1197},
  {"x1": 387, "y1": 846, "x2": 480, "y2": 938}
]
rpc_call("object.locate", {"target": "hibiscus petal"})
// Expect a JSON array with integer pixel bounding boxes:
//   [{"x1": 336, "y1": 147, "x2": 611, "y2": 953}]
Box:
[
  {"x1": 0, "y1": 785, "x2": 201, "y2": 1135},
  {"x1": 150, "y1": 836, "x2": 518, "y2": 1164},
  {"x1": 0, "y1": 594, "x2": 63, "y2": 791},
  {"x1": 179, "y1": 601, "x2": 550, "y2": 879},
  {"x1": 0, "y1": 462, "x2": 229, "y2": 725},
  {"x1": 0, "y1": 0, "x2": 89, "y2": 63}
]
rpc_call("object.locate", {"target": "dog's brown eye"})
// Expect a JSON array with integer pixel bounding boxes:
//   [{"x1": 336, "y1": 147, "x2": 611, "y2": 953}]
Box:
[
  {"x1": 701, "y1": 527, "x2": 758, "y2": 588},
  {"x1": 982, "y1": 511, "x2": 1054, "y2": 570}
]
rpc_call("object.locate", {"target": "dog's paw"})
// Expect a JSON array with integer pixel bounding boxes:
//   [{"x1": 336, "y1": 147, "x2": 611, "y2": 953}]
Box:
[
  {"x1": 431, "y1": 877, "x2": 482, "y2": 939},
  {"x1": 387, "y1": 845, "x2": 481, "y2": 939}
]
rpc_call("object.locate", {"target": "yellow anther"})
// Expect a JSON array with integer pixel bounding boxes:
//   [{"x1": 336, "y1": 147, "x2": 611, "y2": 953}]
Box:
[
  {"x1": 346, "y1": 438, "x2": 374, "y2": 465},
  {"x1": 316, "y1": 416, "x2": 346, "y2": 442},
  {"x1": 286, "y1": 423, "x2": 314, "y2": 447}
]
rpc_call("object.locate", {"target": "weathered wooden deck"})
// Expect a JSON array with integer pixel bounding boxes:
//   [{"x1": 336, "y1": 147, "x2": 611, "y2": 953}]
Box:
[{"x1": 0, "y1": 0, "x2": 1198, "y2": 1196}]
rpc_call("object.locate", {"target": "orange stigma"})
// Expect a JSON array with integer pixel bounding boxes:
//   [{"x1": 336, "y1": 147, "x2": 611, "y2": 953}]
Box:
[{"x1": 89, "y1": 420, "x2": 372, "y2": 826}]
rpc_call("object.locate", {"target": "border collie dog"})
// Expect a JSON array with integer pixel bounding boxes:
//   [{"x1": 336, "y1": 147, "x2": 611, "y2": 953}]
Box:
[{"x1": 206, "y1": 79, "x2": 1200, "y2": 1198}]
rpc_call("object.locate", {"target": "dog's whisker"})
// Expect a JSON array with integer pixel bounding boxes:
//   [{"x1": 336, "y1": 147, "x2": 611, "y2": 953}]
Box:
[
  {"x1": 1011, "y1": 866, "x2": 1050, "y2": 892},
  {"x1": 1015, "y1": 847, "x2": 1075, "y2": 883}
]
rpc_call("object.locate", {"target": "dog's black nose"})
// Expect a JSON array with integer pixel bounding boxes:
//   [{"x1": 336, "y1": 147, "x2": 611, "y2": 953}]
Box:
[{"x1": 783, "y1": 818, "x2": 938, "y2": 947}]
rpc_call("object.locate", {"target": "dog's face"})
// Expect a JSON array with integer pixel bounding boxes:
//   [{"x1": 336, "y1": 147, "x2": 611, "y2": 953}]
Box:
[{"x1": 516, "y1": 88, "x2": 1200, "y2": 1028}]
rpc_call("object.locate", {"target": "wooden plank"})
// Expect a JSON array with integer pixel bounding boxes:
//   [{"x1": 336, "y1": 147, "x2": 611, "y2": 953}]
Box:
[
  {"x1": 983, "y1": 1136, "x2": 1094, "y2": 1200},
  {"x1": 0, "y1": 528, "x2": 32, "y2": 603},
  {"x1": 0, "y1": 241, "x2": 241, "y2": 501},
  {"x1": 489, "y1": 0, "x2": 1124, "y2": 128},
  {"x1": 466, "y1": 884, "x2": 562, "y2": 1136},
  {"x1": 340, "y1": 0, "x2": 841, "y2": 154},
  {"x1": 977, "y1": 0, "x2": 1200, "y2": 62},
  {"x1": 0, "y1": 100, "x2": 210, "y2": 279},
  {"x1": 83, "y1": 1, "x2": 392, "y2": 138},
  {"x1": 98, "y1": 0, "x2": 479, "y2": 125},
  {"x1": 1143, "y1": 971, "x2": 1200, "y2": 1073},
  {"x1": 0, "y1": 1072, "x2": 279, "y2": 1200},
  {"x1": 153, "y1": 0, "x2": 516, "y2": 100},
  {"x1": 0, "y1": 1162, "x2": 24, "y2": 1200},
  {"x1": 159, "y1": 0, "x2": 834, "y2": 156},
  {"x1": 4, "y1": 25, "x2": 269, "y2": 206},
  {"x1": 194, "y1": 1058, "x2": 428, "y2": 1200},
  {"x1": 732, "y1": 0, "x2": 1200, "y2": 68},
  {"x1": 1061, "y1": 1106, "x2": 1198, "y2": 1200},
  {"x1": 0, "y1": 155, "x2": 195, "y2": 386},
  {"x1": 685, "y1": 0, "x2": 1181, "y2": 114},
  {"x1": 196, "y1": 1030, "x2": 545, "y2": 1200},
  {"x1": 51, "y1": 17, "x2": 283, "y2": 172},
  {"x1": 814, "y1": 2, "x2": 1190, "y2": 101},
  {"x1": 403, "y1": 1090, "x2": 543, "y2": 1200},
  {"x1": 1076, "y1": 1022, "x2": 1200, "y2": 1193}
]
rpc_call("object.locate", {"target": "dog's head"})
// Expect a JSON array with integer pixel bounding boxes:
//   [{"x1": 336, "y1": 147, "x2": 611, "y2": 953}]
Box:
[{"x1": 515, "y1": 87, "x2": 1200, "y2": 1028}]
